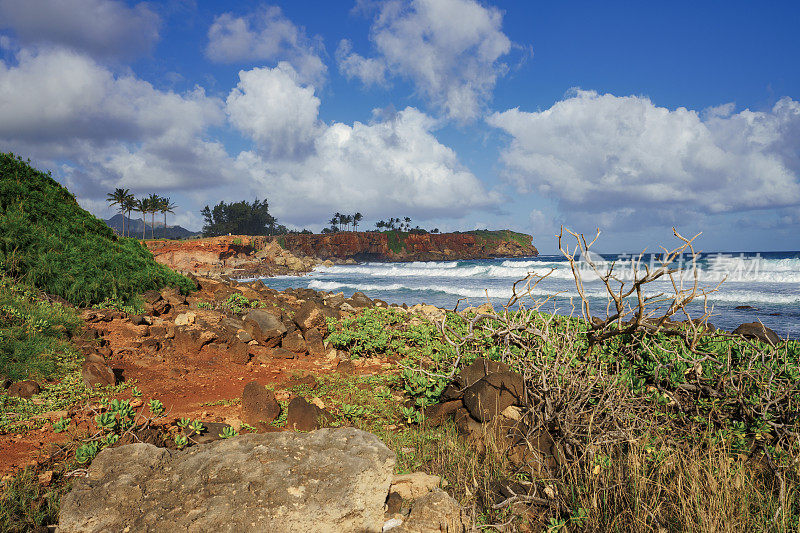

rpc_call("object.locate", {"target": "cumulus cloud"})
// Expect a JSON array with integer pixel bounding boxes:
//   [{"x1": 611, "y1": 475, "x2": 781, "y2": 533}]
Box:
[
  {"x1": 338, "y1": 0, "x2": 512, "y2": 121},
  {"x1": 226, "y1": 64, "x2": 499, "y2": 224},
  {"x1": 206, "y1": 5, "x2": 326, "y2": 86},
  {"x1": 0, "y1": 47, "x2": 232, "y2": 196},
  {"x1": 489, "y1": 90, "x2": 800, "y2": 226},
  {"x1": 226, "y1": 62, "x2": 320, "y2": 157},
  {"x1": 0, "y1": 0, "x2": 160, "y2": 60}
]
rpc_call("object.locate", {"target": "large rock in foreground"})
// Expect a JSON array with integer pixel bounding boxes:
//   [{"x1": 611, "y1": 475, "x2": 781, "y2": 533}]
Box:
[{"x1": 58, "y1": 428, "x2": 395, "y2": 533}]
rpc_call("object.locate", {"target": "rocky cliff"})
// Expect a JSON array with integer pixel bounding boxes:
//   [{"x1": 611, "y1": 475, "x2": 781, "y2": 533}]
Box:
[{"x1": 276, "y1": 230, "x2": 538, "y2": 262}]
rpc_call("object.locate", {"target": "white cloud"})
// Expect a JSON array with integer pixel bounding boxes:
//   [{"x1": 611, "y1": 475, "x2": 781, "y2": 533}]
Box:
[
  {"x1": 335, "y1": 39, "x2": 387, "y2": 86},
  {"x1": 338, "y1": 0, "x2": 512, "y2": 121},
  {"x1": 226, "y1": 64, "x2": 499, "y2": 224},
  {"x1": 226, "y1": 62, "x2": 320, "y2": 157},
  {"x1": 206, "y1": 5, "x2": 326, "y2": 86},
  {"x1": 489, "y1": 90, "x2": 800, "y2": 225},
  {"x1": 0, "y1": 0, "x2": 160, "y2": 60},
  {"x1": 0, "y1": 47, "x2": 232, "y2": 196}
]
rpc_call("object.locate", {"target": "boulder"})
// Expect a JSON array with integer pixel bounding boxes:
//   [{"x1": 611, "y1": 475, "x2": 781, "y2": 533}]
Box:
[
  {"x1": 392, "y1": 489, "x2": 465, "y2": 533},
  {"x1": 462, "y1": 371, "x2": 524, "y2": 423},
  {"x1": 57, "y1": 429, "x2": 395, "y2": 532},
  {"x1": 173, "y1": 326, "x2": 217, "y2": 355},
  {"x1": 174, "y1": 312, "x2": 196, "y2": 326},
  {"x1": 8, "y1": 380, "x2": 40, "y2": 399},
  {"x1": 304, "y1": 328, "x2": 326, "y2": 356},
  {"x1": 282, "y1": 330, "x2": 308, "y2": 354},
  {"x1": 81, "y1": 362, "x2": 116, "y2": 388},
  {"x1": 294, "y1": 301, "x2": 336, "y2": 333},
  {"x1": 244, "y1": 309, "x2": 286, "y2": 347},
  {"x1": 423, "y1": 400, "x2": 463, "y2": 427},
  {"x1": 286, "y1": 397, "x2": 332, "y2": 432},
  {"x1": 268, "y1": 347, "x2": 297, "y2": 360},
  {"x1": 241, "y1": 381, "x2": 281, "y2": 428},
  {"x1": 442, "y1": 358, "x2": 511, "y2": 401},
  {"x1": 390, "y1": 472, "x2": 442, "y2": 500},
  {"x1": 350, "y1": 292, "x2": 373, "y2": 308},
  {"x1": 732, "y1": 322, "x2": 782, "y2": 346},
  {"x1": 227, "y1": 342, "x2": 251, "y2": 364}
]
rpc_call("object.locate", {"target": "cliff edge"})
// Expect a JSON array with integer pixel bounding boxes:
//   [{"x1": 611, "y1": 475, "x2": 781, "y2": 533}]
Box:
[{"x1": 276, "y1": 230, "x2": 538, "y2": 262}]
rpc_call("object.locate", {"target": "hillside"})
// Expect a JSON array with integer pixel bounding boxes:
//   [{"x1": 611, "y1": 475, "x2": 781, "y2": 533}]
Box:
[
  {"x1": 0, "y1": 153, "x2": 194, "y2": 306},
  {"x1": 276, "y1": 229, "x2": 538, "y2": 261},
  {"x1": 104, "y1": 214, "x2": 200, "y2": 240}
]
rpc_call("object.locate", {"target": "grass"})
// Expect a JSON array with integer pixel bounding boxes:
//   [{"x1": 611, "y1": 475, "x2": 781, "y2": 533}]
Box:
[
  {"x1": 0, "y1": 153, "x2": 195, "y2": 306},
  {"x1": 0, "y1": 466, "x2": 74, "y2": 532}
]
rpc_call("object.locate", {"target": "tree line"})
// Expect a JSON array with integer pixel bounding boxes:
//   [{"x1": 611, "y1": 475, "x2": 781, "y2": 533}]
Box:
[
  {"x1": 324, "y1": 213, "x2": 439, "y2": 234},
  {"x1": 106, "y1": 188, "x2": 177, "y2": 240}
]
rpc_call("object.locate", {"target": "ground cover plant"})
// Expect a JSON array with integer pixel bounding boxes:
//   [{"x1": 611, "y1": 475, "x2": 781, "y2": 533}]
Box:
[
  {"x1": 0, "y1": 153, "x2": 195, "y2": 306},
  {"x1": 0, "y1": 278, "x2": 82, "y2": 382},
  {"x1": 322, "y1": 229, "x2": 800, "y2": 531}
]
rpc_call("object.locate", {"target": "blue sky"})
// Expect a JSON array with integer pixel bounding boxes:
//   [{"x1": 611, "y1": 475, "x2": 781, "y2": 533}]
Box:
[{"x1": 1, "y1": 0, "x2": 799, "y2": 253}]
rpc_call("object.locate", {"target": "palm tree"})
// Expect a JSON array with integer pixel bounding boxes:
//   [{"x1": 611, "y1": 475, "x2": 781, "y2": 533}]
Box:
[
  {"x1": 106, "y1": 188, "x2": 130, "y2": 237},
  {"x1": 342, "y1": 214, "x2": 353, "y2": 232},
  {"x1": 329, "y1": 215, "x2": 339, "y2": 232},
  {"x1": 353, "y1": 212, "x2": 363, "y2": 232},
  {"x1": 158, "y1": 197, "x2": 177, "y2": 239},
  {"x1": 147, "y1": 194, "x2": 161, "y2": 239},
  {"x1": 122, "y1": 193, "x2": 136, "y2": 237},
  {"x1": 136, "y1": 197, "x2": 149, "y2": 240}
]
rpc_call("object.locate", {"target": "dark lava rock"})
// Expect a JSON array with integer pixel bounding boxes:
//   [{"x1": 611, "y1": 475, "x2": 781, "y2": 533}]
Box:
[
  {"x1": 732, "y1": 322, "x2": 782, "y2": 345},
  {"x1": 81, "y1": 361, "x2": 116, "y2": 388},
  {"x1": 462, "y1": 371, "x2": 524, "y2": 423},
  {"x1": 286, "y1": 397, "x2": 332, "y2": 432},
  {"x1": 241, "y1": 381, "x2": 281, "y2": 428}
]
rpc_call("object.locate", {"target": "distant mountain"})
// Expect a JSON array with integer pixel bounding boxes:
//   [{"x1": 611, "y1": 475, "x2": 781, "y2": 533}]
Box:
[{"x1": 105, "y1": 214, "x2": 200, "y2": 239}]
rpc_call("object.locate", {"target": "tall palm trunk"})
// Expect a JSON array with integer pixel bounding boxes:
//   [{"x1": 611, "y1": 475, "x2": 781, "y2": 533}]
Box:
[
  {"x1": 163, "y1": 212, "x2": 167, "y2": 239},
  {"x1": 142, "y1": 211, "x2": 146, "y2": 240}
]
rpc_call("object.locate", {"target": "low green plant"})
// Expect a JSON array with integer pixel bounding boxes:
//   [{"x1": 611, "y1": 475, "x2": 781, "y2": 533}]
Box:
[
  {"x1": 148, "y1": 399, "x2": 164, "y2": 416},
  {"x1": 174, "y1": 434, "x2": 188, "y2": 448},
  {"x1": 219, "y1": 426, "x2": 238, "y2": 439}
]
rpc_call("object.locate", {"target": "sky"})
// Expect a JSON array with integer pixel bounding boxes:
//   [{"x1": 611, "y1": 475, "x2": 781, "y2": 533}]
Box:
[{"x1": 1, "y1": 0, "x2": 799, "y2": 254}]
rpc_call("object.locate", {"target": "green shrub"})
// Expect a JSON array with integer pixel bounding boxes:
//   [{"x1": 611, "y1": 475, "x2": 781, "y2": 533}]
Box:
[
  {"x1": 0, "y1": 278, "x2": 81, "y2": 381},
  {"x1": 0, "y1": 153, "x2": 195, "y2": 306}
]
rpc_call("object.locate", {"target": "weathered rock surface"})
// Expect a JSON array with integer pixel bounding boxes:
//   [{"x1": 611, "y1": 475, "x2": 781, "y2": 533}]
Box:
[
  {"x1": 80, "y1": 361, "x2": 116, "y2": 388},
  {"x1": 7, "y1": 380, "x2": 40, "y2": 399},
  {"x1": 392, "y1": 489, "x2": 466, "y2": 533},
  {"x1": 732, "y1": 322, "x2": 782, "y2": 345},
  {"x1": 286, "y1": 396, "x2": 331, "y2": 431},
  {"x1": 241, "y1": 381, "x2": 280, "y2": 428},
  {"x1": 57, "y1": 428, "x2": 395, "y2": 533}
]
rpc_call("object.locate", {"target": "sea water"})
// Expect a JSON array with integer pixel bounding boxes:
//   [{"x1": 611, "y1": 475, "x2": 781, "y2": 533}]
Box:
[{"x1": 256, "y1": 251, "x2": 800, "y2": 339}]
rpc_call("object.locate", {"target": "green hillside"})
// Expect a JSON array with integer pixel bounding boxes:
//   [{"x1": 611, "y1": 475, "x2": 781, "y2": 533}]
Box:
[{"x1": 0, "y1": 153, "x2": 194, "y2": 306}]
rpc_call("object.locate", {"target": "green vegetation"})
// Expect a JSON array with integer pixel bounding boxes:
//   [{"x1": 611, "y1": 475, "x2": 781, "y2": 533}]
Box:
[
  {"x1": 201, "y1": 198, "x2": 289, "y2": 236},
  {"x1": 0, "y1": 467, "x2": 72, "y2": 532},
  {"x1": 324, "y1": 303, "x2": 800, "y2": 530},
  {"x1": 466, "y1": 229, "x2": 533, "y2": 247},
  {"x1": 0, "y1": 153, "x2": 195, "y2": 306},
  {"x1": 0, "y1": 279, "x2": 82, "y2": 381}
]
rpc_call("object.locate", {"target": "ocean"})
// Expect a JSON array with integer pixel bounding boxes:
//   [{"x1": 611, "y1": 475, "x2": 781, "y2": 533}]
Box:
[{"x1": 255, "y1": 251, "x2": 800, "y2": 339}]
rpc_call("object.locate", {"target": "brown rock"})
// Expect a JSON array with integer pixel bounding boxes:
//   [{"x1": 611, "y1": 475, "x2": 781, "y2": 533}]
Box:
[
  {"x1": 149, "y1": 325, "x2": 168, "y2": 338},
  {"x1": 286, "y1": 397, "x2": 331, "y2": 432},
  {"x1": 241, "y1": 381, "x2": 281, "y2": 428},
  {"x1": 336, "y1": 359, "x2": 357, "y2": 374},
  {"x1": 442, "y1": 358, "x2": 511, "y2": 401},
  {"x1": 228, "y1": 342, "x2": 251, "y2": 364},
  {"x1": 81, "y1": 362, "x2": 116, "y2": 388},
  {"x1": 281, "y1": 330, "x2": 308, "y2": 354},
  {"x1": 393, "y1": 488, "x2": 465, "y2": 533},
  {"x1": 304, "y1": 328, "x2": 326, "y2": 356},
  {"x1": 8, "y1": 380, "x2": 40, "y2": 398},
  {"x1": 243, "y1": 309, "x2": 286, "y2": 347},
  {"x1": 462, "y1": 371, "x2": 524, "y2": 423},
  {"x1": 268, "y1": 347, "x2": 296, "y2": 360},
  {"x1": 423, "y1": 400, "x2": 463, "y2": 427},
  {"x1": 293, "y1": 301, "x2": 327, "y2": 333},
  {"x1": 732, "y1": 322, "x2": 782, "y2": 345}
]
